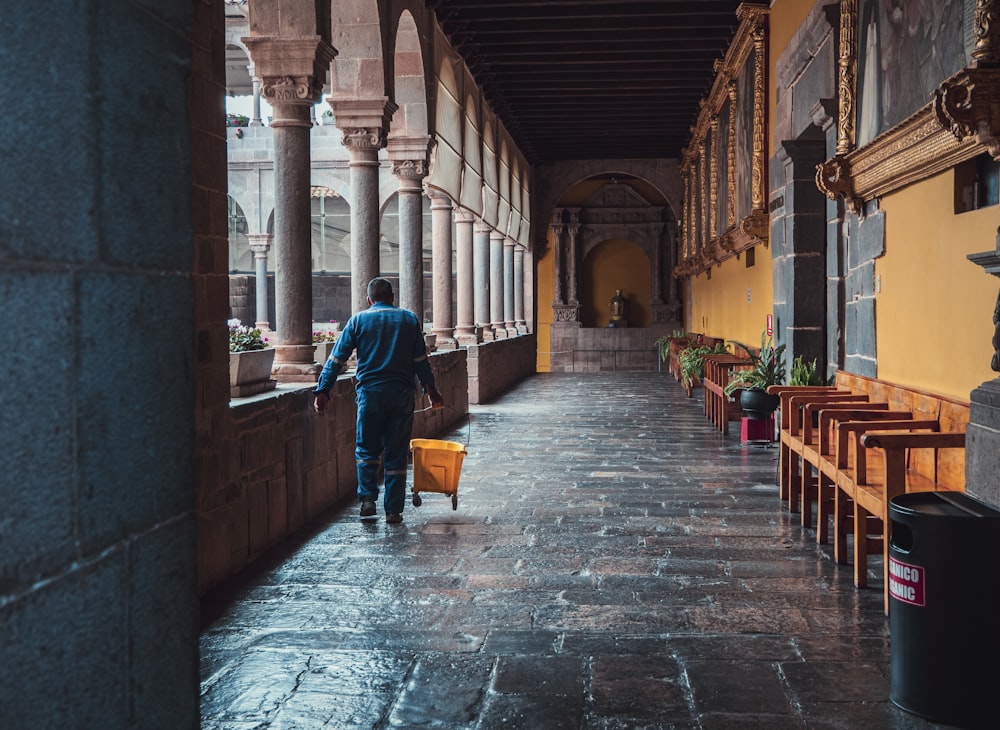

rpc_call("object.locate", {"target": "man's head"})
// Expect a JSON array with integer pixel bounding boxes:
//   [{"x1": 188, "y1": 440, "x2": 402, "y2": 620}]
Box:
[{"x1": 367, "y1": 277, "x2": 394, "y2": 305}]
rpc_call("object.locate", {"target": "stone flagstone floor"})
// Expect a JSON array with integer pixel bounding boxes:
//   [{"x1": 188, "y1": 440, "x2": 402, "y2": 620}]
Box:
[{"x1": 199, "y1": 372, "x2": 950, "y2": 729}]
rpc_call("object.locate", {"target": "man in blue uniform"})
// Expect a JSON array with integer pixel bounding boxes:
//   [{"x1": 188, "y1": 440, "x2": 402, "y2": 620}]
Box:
[{"x1": 313, "y1": 278, "x2": 444, "y2": 523}]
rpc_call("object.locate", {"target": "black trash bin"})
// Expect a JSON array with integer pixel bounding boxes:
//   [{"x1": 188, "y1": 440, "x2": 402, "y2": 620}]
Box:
[{"x1": 889, "y1": 491, "x2": 1000, "y2": 729}]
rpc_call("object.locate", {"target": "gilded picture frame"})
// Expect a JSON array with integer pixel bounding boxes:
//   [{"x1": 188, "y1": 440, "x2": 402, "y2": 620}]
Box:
[
  {"x1": 675, "y1": 4, "x2": 769, "y2": 279},
  {"x1": 818, "y1": 0, "x2": 1000, "y2": 213}
]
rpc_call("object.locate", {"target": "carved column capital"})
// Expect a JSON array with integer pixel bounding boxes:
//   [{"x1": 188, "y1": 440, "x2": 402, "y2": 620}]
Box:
[
  {"x1": 331, "y1": 97, "x2": 397, "y2": 152},
  {"x1": 453, "y1": 207, "x2": 476, "y2": 225},
  {"x1": 247, "y1": 233, "x2": 273, "y2": 255},
  {"x1": 427, "y1": 188, "x2": 453, "y2": 210},
  {"x1": 243, "y1": 34, "x2": 336, "y2": 112},
  {"x1": 388, "y1": 136, "x2": 433, "y2": 183}
]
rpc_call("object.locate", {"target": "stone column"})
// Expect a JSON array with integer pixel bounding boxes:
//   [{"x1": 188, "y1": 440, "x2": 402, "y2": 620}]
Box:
[
  {"x1": 247, "y1": 233, "x2": 273, "y2": 330},
  {"x1": 429, "y1": 189, "x2": 456, "y2": 349},
  {"x1": 332, "y1": 98, "x2": 396, "y2": 313},
  {"x1": 566, "y1": 210, "x2": 580, "y2": 306},
  {"x1": 388, "y1": 136, "x2": 432, "y2": 319},
  {"x1": 514, "y1": 245, "x2": 527, "y2": 333},
  {"x1": 489, "y1": 229, "x2": 506, "y2": 339},
  {"x1": 454, "y1": 208, "x2": 477, "y2": 345},
  {"x1": 504, "y1": 237, "x2": 517, "y2": 335},
  {"x1": 967, "y1": 233, "x2": 1000, "y2": 508},
  {"x1": 474, "y1": 218, "x2": 492, "y2": 339},
  {"x1": 243, "y1": 35, "x2": 336, "y2": 381},
  {"x1": 269, "y1": 97, "x2": 316, "y2": 377},
  {"x1": 550, "y1": 210, "x2": 565, "y2": 305},
  {"x1": 249, "y1": 65, "x2": 262, "y2": 126}
]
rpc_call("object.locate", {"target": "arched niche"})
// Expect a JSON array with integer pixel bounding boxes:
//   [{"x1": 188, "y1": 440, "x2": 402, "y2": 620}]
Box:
[{"x1": 580, "y1": 240, "x2": 650, "y2": 328}]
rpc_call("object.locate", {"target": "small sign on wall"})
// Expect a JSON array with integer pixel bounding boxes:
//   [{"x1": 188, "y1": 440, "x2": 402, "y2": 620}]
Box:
[{"x1": 766, "y1": 314, "x2": 773, "y2": 337}]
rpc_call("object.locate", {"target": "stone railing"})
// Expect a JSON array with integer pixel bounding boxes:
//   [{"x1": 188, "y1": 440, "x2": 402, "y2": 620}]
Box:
[
  {"x1": 198, "y1": 349, "x2": 468, "y2": 593},
  {"x1": 466, "y1": 333, "x2": 537, "y2": 404}
]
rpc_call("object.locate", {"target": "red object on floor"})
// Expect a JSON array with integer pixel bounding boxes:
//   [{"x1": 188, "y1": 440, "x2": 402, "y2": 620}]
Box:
[{"x1": 741, "y1": 416, "x2": 774, "y2": 442}]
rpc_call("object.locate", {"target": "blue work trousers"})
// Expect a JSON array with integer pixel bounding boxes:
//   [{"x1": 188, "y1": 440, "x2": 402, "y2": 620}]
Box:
[{"x1": 355, "y1": 383, "x2": 415, "y2": 514}]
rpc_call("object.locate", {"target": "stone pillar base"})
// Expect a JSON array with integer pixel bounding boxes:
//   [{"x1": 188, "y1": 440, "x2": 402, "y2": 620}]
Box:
[
  {"x1": 272, "y1": 362, "x2": 322, "y2": 382},
  {"x1": 434, "y1": 337, "x2": 459, "y2": 351},
  {"x1": 272, "y1": 345, "x2": 322, "y2": 382},
  {"x1": 967, "y1": 378, "x2": 1000, "y2": 509},
  {"x1": 457, "y1": 334, "x2": 480, "y2": 348},
  {"x1": 493, "y1": 327, "x2": 509, "y2": 340},
  {"x1": 506, "y1": 327, "x2": 519, "y2": 338}
]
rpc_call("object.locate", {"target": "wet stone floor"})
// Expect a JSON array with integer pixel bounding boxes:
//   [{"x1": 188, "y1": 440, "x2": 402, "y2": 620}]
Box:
[{"x1": 200, "y1": 373, "x2": 950, "y2": 729}]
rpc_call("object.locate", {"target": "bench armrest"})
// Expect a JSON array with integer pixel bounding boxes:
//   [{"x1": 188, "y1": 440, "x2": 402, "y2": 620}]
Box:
[
  {"x1": 860, "y1": 431, "x2": 966, "y2": 450},
  {"x1": 857, "y1": 430, "x2": 966, "y2": 501},
  {"x1": 840, "y1": 419, "x2": 938, "y2": 470}
]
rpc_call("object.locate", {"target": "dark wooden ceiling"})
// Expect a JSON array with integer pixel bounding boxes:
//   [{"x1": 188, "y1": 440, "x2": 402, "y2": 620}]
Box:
[{"x1": 428, "y1": 0, "x2": 745, "y2": 163}]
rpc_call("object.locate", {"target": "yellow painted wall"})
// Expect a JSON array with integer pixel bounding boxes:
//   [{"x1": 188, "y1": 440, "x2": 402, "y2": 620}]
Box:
[
  {"x1": 688, "y1": 252, "x2": 774, "y2": 344},
  {"x1": 877, "y1": 170, "x2": 998, "y2": 400},
  {"x1": 682, "y1": 1, "x2": 816, "y2": 346},
  {"x1": 582, "y1": 240, "x2": 650, "y2": 328},
  {"x1": 536, "y1": 230, "x2": 555, "y2": 372}
]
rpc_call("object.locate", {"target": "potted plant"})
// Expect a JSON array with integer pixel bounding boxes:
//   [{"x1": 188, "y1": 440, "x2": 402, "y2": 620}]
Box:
[
  {"x1": 312, "y1": 324, "x2": 338, "y2": 364},
  {"x1": 228, "y1": 318, "x2": 276, "y2": 397},
  {"x1": 678, "y1": 341, "x2": 730, "y2": 395},
  {"x1": 724, "y1": 331, "x2": 787, "y2": 419},
  {"x1": 789, "y1": 355, "x2": 831, "y2": 386}
]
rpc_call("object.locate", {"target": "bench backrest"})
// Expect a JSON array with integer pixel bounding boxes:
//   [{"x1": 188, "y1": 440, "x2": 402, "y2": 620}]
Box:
[{"x1": 833, "y1": 371, "x2": 969, "y2": 489}]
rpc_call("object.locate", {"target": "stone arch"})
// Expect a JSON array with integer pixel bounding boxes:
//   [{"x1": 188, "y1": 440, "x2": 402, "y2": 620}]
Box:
[
  {"x1": 482, "y1": 118, "x2": 499, "y2": 226},
  {"x1": 388, "y1": 9, "x2": 429, "y2": 137},
  {"x1": 228, "y1": 195, "x2": 251, "y2": 272},
  {"x1": 459, "y1": 96, "x2": 483, "y2": 215},
  {"x1": 329, "y1": 0, "x2": 388, "y2": 100},
  {"x1": 310, "y1": 186, "x2": 351, "y2": 273},
  {"x1": 427, "y1": 56, "x2": 464, "y2": 201},
  {"x1": 224, "y1": 43, "x2": 253, "y2": 96}
]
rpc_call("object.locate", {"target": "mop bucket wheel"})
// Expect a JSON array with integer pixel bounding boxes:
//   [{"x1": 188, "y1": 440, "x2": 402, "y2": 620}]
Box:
[{"x1": 410, "y1": 438, "x2": 467, "y2": 510}]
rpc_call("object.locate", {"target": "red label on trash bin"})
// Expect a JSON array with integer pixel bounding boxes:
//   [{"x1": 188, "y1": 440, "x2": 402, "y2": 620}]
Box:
[{"x1": 888, "y1": 557, "x2": 925, "y2": 607}]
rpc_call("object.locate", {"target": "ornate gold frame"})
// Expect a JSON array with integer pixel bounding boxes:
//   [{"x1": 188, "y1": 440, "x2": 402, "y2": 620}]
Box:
[
  {"x1": 817, "y1": 0, "x2": 1000, "y2": 212},
  {"x1": 675, "y1": 4, "x2": 769, "y2": 280}
]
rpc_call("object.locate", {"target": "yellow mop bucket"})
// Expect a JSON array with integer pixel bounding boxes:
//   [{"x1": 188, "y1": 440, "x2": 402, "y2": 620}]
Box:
[{"x1": 410, "y1": 438, "x2": 467, "y2": 510}]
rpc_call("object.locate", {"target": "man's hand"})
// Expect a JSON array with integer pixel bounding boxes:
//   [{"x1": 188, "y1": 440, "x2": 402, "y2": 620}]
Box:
[
  {"x1": 428, "y1": 388, "x2": 445, "y2": 410},
  {"x1": 314, "y1": 392, "x2": 329, "y2": 415}
]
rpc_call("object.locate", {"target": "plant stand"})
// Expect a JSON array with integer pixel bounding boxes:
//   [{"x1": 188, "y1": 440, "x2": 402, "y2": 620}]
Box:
[{"x1": 741, "y1": 415, "x2": 775, "y2": 443}]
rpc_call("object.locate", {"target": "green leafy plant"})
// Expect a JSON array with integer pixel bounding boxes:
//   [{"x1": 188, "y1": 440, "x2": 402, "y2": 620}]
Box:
[
  {"x1": 724, "y1": 331, "x2": 787, "y2": 396},
  {"x1": 655, "y1": 330, "x2": 696, "y2": 362},
  {"x1": 228, "y1": 318, "x2": 269, "y2": 352},
  {"x1": 678, "y1": 341, "x2": 729, "y2": 389},
  {"x1": 226, "y1": 113, "x2": 249, "y2": 128},
  {"x1": 789, "y1": 355, "x2": 832, "y2": 386}
]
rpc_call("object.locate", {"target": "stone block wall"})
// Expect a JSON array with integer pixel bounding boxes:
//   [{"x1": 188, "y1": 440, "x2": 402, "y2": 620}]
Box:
[
  {"x1": 467, "y1": 334, "x2": 538, "y2": 404},
  {"x1": 1, "y1": 1, "x2": 207, "y2": 726},
  {"x1": 548, "y1": 326, "x2": 665, "y2": 373},
  {"x1": 198, "y1": 350, "x2": 468, "y2": 593}
]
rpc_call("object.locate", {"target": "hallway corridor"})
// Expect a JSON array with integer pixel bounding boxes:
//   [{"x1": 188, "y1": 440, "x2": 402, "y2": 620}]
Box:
[{"x1": 199, "y1": 373, "x2": 937, "y2": 729}]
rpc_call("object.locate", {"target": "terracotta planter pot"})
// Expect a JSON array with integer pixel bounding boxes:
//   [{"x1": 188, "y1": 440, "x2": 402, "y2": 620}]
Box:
[{"x1": 229, "y1": 348, "x2": 276, "y2": 398}]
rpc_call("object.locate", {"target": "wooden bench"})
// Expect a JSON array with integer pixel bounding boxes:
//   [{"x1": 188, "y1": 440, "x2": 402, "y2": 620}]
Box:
[
  {"x1": 702, "y1": 353, "x2": 753, "y2": 434},
  {"x1": 770, "y1": 373, "x2": 969, "y2": 613}
]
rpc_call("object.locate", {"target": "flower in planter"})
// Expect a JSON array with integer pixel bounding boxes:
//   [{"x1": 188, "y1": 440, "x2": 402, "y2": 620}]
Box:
[
  {"x1": 228, "y1": 318, "x2": 269, "y2": 352},
  {"x1": 234, "y1": 128, "x2": 244, "y2": 139},
  {"x1": 225, "y1": 113, "x2": 250, "y2": 128},
  {"x1": 312, "y1": 330, "x2": 337, "y2": 343}
]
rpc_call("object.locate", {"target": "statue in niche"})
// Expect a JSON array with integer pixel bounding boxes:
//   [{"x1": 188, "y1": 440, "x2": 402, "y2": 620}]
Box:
[{"x1": 609, "y1": 289, "x2": 628, "y2": 328}]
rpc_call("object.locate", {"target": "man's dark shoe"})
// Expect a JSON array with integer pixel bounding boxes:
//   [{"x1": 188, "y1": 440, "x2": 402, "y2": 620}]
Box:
[
  {"x1": 385, "y1": 513, "x2": 403, "y2": 524},
  {"x1": 360, "y1": 500, "x2": 377, "y2": 518}
]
